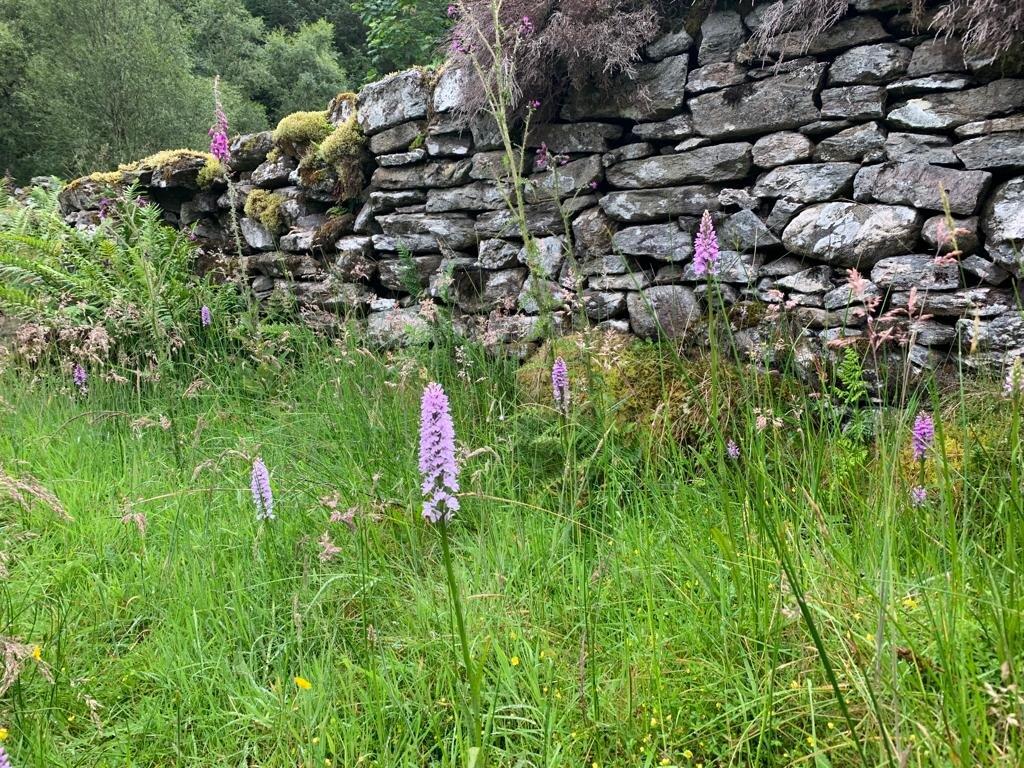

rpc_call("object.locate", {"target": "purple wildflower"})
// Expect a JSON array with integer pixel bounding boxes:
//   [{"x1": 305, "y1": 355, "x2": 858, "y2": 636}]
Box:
[
  {"x1": 98, "y1": 197, "x2": 113, "y2": 220},
  {"x1": 911, "y1": 412, "x2": 934, "y2": 461},
  {"x1": 251, "y1": 458, "x2": 275, "y2": 520},
  {"x1": 200, "y1": 305, "x2": 212, "y2": 328},
  {"x1": 419, "y1": 382, "x2": 460, "y2": 524},
  {"x1": 208, "y1": 76, "x2": 230, "y2": 164},
  {"x1": 447, "y1": 4, "x2": 459, "y2": 18},
  {"x1": 0, "y1": 745, "x2": 11, "y2": 768},
  {"x1": 450, "y1": 36, "x2": 468, "y2": 54},
  {"x1": 1004, "y1": 358, "x2": 1023, "y2": 398},
  {"x1": 693, "y1": 209, "x2": 720, "y2": 278},
  {"x1": 528, "y1": 99, "x2": 541, "y2": 110},
  {"x1": 910, "y1": 486, "x2": 927, "y2": 507},
  {"x1": 535, "y1": 143, "x2": 550, "y2": 171},
  {"x1": 520, "y1": 15, "x2": 535, "y2": 36},
  {"x1": 726, "y1": 439, "x2": 740, "y2": 460},
  {"x1": 552, "y1": 357, "x2": 569, "y2": 414},
  {"x1": 72, "y1": 364, "x2": 88, "y2": 395}
]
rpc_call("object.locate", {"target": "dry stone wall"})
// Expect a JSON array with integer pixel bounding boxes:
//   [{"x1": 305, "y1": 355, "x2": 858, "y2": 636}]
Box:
[{"x1": 59, "y1": 1, "x2": 1024, "y2": 371}]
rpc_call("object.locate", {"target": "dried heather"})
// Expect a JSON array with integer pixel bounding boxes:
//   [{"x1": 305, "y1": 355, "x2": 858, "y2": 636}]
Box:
[{"x1": 419, "y1": 382, "x2": 460, "y2": 523}]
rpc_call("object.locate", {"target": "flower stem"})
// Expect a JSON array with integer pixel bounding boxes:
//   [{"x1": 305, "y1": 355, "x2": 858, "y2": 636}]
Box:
[{"x1": 438, "y1": 517, "x2": 483, "y2": 763}]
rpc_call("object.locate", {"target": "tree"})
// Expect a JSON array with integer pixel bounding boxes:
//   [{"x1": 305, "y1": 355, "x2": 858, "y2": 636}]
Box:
[
  {"x1": 261, "y1": 20, "x2": 350, "y2": 120},
  {"x1": 352, "y1": 0, "x2": 449, "y2": 80},
  {"x1": 176, "y1": 0, "x2": 271, "y2": 100}
]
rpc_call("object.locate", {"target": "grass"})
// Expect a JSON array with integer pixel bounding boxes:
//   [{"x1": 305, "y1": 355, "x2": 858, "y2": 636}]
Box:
[{"x1": 0, "y1": 327, "x2": 1021, "y2": 767}]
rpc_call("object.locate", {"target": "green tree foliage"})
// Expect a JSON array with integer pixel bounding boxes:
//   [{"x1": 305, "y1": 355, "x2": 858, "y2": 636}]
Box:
[
  {"x1": 352, "y1": 0, "x2": 449, "y2": 80},
  {"x1": 261, "y1": 21, "x2": 350, "y2": 120}
]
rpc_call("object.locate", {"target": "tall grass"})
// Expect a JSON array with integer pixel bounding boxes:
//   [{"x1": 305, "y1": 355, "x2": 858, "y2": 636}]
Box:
[{"x1": 0, "y1": 320, "x2": 1020, "y2": 767}]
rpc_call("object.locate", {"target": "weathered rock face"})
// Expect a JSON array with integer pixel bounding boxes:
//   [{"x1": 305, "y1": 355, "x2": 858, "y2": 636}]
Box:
[{"x1": 56, "y1": 5, "x2": 1024, "y2": 366}]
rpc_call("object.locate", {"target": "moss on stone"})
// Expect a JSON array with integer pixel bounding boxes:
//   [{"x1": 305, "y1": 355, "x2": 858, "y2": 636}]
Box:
[
  {"x1": 243, "y1": 189, "x2": 286, "y2": 234},
  {"x1": 317, "y1": 114, "x2": 365, "y2": 201},
  {"x1": 130, "y1": 149, "x2": 214, "y2": 173},
  {"x1": 272, "y1": 111, "x2": 332, "y2": 158},
  {"x1": 197, "y1": 157, "x2": 225, "y2": 189}
]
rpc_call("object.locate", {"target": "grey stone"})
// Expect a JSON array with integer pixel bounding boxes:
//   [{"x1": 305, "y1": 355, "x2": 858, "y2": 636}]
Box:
[
  {"x1": 765, "y1": 198, "x2": 806, "y2": 234},
  {"x1": 954, "y1": 134, "x2": 1024, "y2": 170},
  {"x1": 369, "y1": 121, "x2": 426, "y2": 155},
  {"x1": 530, "y1": 123, "x2": 624, "y2": 154},
  {"x1": 469, "y1": 151, "x2": 509, "y2": 181},
  {"x1": 583, "y1": 291, "x2": 627, "y2": 321},
  {"x1": 922, "y1": 214, "x2": 980, "y2": 255},
  {"x1": 572, "y1": 208, "x2": 615, "y2": 259},
  {"x1": 229, "y1": 132, "x2": 273, "y2": 171},
  {"x1": 647, "y1": 25, "x2": 693, "y2": 60},
  {"x1": 580, "y1": 253, "x2": 632, "y2": 276},
  {"x1": 852, "y1": 164, "x2": 882, "y2": 202},
  {"x1": 251, "y1": 156, "x2": 297, "y2": 189},
  {"x1": 469, "y1": 113, "x2": 503, "y2": 151},
  {"x1": 369, "y1": 189, "x2": 427, "y2": 213},
  {"x1": 911, "y1": 320, "x2": 957, "y2": 346},
  {"x1": 823, "y1": 280, "x2": 882, "y2": 310},
  {"x1": 830, "y1": 43, "x2": 912, "y2": 85},
  {"x1": 371, "y1": 159, "x2": 472, "y2": 190},
  {"x1": 674, "y1": 138, "x2": 711, "y2": 152},
  {"x1": 378, "y1": 149, "x2": 426, "y2": 167},
  {"x1": 425, "y1": 182, "x2": 505, "y2": 213},
  {"x1": 884, "y1": 133, "x2": 957, "y2": 165},
  {"x1": 680, "y1": 251, "x2": 760, "y2": 282},
  {"x1": 955, "y1": 115, "x2": 1024, "y2": 138},
  {"x1": 690, "y1": 64, "x2": 826, "y2": 139},
  {"x1": 240, "y1": 218, "x2": 276, "y2": 251},
  {"x1": 433, "y1": 65, "x2": 470, "y2": 113},
  {"x1": 820, "y1": 86, "x2": 885, "y2": 120},
  {"x1": 799, "y1": 119, "x2": 856, "y2": 137},
  {"x1": 292, "y1": 281, "x2": 372, "y2": 313},
  {"x1": 279, "y1": 229, "x2": 318, "y2": 253},
  {"x1": 602, "y1": 143, "x2": 655, "y2": 168},
  {"x1": 752, "y1": 132, "x2": 815, "y2": 168},
  {"x1": 886, "y1": 74, "x2": 972, "y2": 98},
  {"x1": 718, "y1": 209, "x2": 781, "y2": 252},
  {"x1": 367, "y1": 307, "x2": 431, "y2": 348},
  {"x1": 632, "y1": 115, "x2": 695, "y2": 141},
  {"x1": 247, "y1": 251, "x2": 321, "y2": 278},
  {"x1": 612, "y1": 223, "x2": 693, "y2": 261},
  {"x1": 628, "y1": 286, "x2": 701, "y2": 339},
  {"x1": 686, "y1": 63, "x2": 747, "y2": 94},
  {"x1": 899, "y1": 287, "x2": 1015, "y2": 317},
  {"x1": 477, "y1": 239, "x2": 521, "y2": 270},
  {"x1": 600, "y1": 185, "x2": 720, "y2": 223},
  {"x1": 378, "y1": 255, "x2": 443, "y2": 291},
  {"x1": 775, "y1": 265, "x2": 834, "y2": 293},
  {"x1": 740, "y1": 16, "x2": 888, "y2": 61},
  {"x1": 865, "y1": 161, "x2": 992, "y2": 214},
  {"x1": 426, "y1": 133, "x2": 473, "y2": 158},
  {"x1": 718, "y1": 187, "x2": 759, "y2": 210},
  {"x1": 452, "y1": 267, "x2": 529, "y2": 313},
  {"x1": 518, "y1": 276, "x2": 571, "y2": 314},
  {"x1": 358, "y1": 69, "x2": 429, "y2": 135},
  {"x1": 871, "y1": 254, "x2": 960, "y2": 291},
  {"x1": 814, "y1": 123, "x2": 886, "y2": 162},
  {"x1": 961, "y1": 255, "x2": 1010, "y2": 285},
  {"x1": 377, "y1": 213, "x2": 477, "y2": 251},
  {"x1": 590, "y1": 271, "x2": 654, "y2": 291},
  {"x1": 982, "y1": 178, "x2": 1024, "y2": 271},
  {"x1": 334, "y1": 237, "x2": 375, "y2": 280},
  {"x1": 906, "y1": 38, "x2": 965, "y2": 77},
  {"x1": 782, "y1": 202, "x2": 922, "y2": 267},
  {"x1": 699, "y1": 11, "x2": 747, "y2": 65},
  {"x1": 475, "y1": 196, "x2": 596, "y2": 238},
  {"x1": 887, "y1": 80, "x2": 1024, "y2": 131},
  {"x1": 752, "y1": 163, "x2": 859, "y2": 202},
  {"x1": 518, "y1": 236, "x2": 566, "y2": 278},
  {"x1": 607, "y1": 143, "x2": 752, "y2": 189},
  {"x1": 525, "y1": 155, "x2": 603, "y2": 202},
  {"x1": 563, "y1": 55, "x2": 689, "y2": 120},
  {"x1": 762, "y1": 255, "x2": 807, "y2": 276}
]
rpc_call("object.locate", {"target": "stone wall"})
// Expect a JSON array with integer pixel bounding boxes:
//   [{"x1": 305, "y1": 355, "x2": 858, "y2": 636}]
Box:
[{"x1": 59, "y1": 1, "x2": 1024, "y2": 370}]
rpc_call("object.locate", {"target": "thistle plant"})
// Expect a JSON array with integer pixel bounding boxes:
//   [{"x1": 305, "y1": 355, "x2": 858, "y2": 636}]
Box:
[
  {"x1": 418, "y1": 382, "x2": 482, "y2": 765},
  {"x1": 250, "y1": 457, "x2": 274, "y2": 521}
]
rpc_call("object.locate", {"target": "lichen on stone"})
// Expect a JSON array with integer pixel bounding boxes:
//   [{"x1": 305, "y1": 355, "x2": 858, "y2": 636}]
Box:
[
  {"x1": 272, "y1": 111, "x2": 332, "y2": 158},
  {"x1": 244, "y1": 189, "x2": 286, "y2": 234}
]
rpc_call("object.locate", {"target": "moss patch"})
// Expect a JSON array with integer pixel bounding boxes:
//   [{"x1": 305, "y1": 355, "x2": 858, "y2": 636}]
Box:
[
  {"x1": 272, "y1": 111, "x2": 332, "y2": 158},
  {"x1": 197, "y1": 158, "x2": 225, "y2": 189},
  {"x1": 243, "y1": 189, "x2": 286, "y2": 234},
  {"x1": 317, "y1": 114, "x2": 365, "y2": 201}
]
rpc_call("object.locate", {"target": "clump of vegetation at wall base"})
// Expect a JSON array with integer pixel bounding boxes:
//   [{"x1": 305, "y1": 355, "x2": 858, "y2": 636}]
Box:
[{"x1": 243, "y1": 189, "x2": 286, "y2": 234}]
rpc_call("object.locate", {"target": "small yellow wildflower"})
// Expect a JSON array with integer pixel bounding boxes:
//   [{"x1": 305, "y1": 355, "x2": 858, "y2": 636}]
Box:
[
  {"x1": 827, "y1": 722, "x2": 834, "y2": 730},
  {"x1": 510, "y1": 656, "x2": 520, "y2": 667},
  {"x1": 312, "y1": 737, "x2": 320, "y2": 744},
  {"x1": 650, "y1": 716, "x2": 658, "y2": 726},
  {"x1": 683, "y1": 749, "x2": 693, "y2": 759},
  {"x1": 32, "y1": 646, "x2": 41, "y2": 662},
  {"x1": 902, "y1": 596, "x2": 919, "y2": 611},
  {"x1": 660, "y1": 759, "x2": 671, "y2": 766},
  {"x1": 294, "y1": 676, "x2": 312, "y2": 690},
  {"x1": 0, "y1": 727, "x2": 8, "y2": 741},
  {"x1": 807, "y1": 736, "x2": 816, "y2": 747}
]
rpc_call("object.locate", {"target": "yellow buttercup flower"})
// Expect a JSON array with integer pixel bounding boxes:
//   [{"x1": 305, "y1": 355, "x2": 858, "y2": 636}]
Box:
[
  {"x1": 0, "y1": 727, "x2": 8, "y2": 741},
  {"x1": 510, "y1": 656, "x2": 520, "y2": 667},
  {"x1": 683, "y1": 749, "x2": 693, "y2": 759},
  {"x1": 32, "y1": 646, "x2": 41, "y2": 662},
  {"x1": 294, "y1": 676, "x2": 312, "y2": 690}
]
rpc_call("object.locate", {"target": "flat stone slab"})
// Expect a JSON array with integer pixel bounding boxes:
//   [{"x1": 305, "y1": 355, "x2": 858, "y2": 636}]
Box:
[
  {"x1": 782, "y1": 202, "x2": 922, "y2": 268},
  {"x1": 607, "y1": 143, "x2": 752, "y2": 188}
]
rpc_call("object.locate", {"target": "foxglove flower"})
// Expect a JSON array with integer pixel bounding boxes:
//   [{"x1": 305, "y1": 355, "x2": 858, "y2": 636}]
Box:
[
  {"x1": 251, "y1": 458, "x2": 275, "y2": 520},
  {"x1": 1004, "y1": 358, "x2": 1024, "y2": 398},
  {"x1": 200, "y1": 305, "x2": 212, "y2": 328},
  {"x1": 910, "y1": 486, "x2": 927, "y2": 507},
  {"x1": 726, "y1": 439, "x2": 740, "y2": 460},
  {"x1": 911, "y1": 412, "x2": 934, "y2": 461},
  {"x1": 551, "y1": 357, "x2": 569, "y2": 414},
  {"x1": 73, "y1": 364, "x2": 88, "y2": 395},
  {"x1": 0, "y1": 745, "x2": 11, "y2": 768},
  {"x1": 208, "y1": 76, "x2": 230, "y2": 164},
  {"x1": 693, "y1": 209, "x2": 719, "y2": 278},
  {"x1": 419, "y1": 382, "x2": 460, "y2": 523}
]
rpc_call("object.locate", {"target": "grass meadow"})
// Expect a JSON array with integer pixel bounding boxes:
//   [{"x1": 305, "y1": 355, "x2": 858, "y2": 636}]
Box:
[{"x1": 0, "y1": 326, "x2": 1021, "y2": 768}]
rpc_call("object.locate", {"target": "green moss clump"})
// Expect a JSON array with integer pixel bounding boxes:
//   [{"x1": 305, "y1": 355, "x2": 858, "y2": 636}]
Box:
[
  {"x1": 197, "y1": 157, "x2": 225, "y2": 189},
  {"x1": 272, "y1": 111, "x2": 332, "y2": 158},
  {"x1": 408, "y1": 133, "x2": 425, "y2": 151},
  {"x1": 244, "y1": 189, "x2": 286, "y2": 234},
  {"x1": 317, "y1": 114, "x2": 365, "y2": 201},
  {"x1": 131, "y1": 149, "x2": 214, "y2": 173}
]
